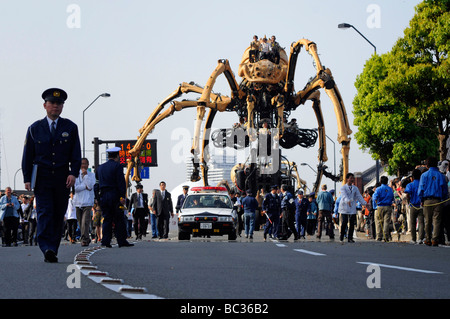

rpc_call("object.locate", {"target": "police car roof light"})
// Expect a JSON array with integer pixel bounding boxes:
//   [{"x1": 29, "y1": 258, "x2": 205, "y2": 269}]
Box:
[{"x1": 190, "y1": 186, "x2": 228, "y2": 193}]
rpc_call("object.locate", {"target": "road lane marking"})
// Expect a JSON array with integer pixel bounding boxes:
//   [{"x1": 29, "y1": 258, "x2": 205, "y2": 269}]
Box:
[
  {"x1": 276, "y1": 244, "x2": 287, "y2": 247},
  {"x1": 357, "y1": 262, "x2": 443, "y2": 274},
  {"x1": 294, "y1": 249, "x2": 326, "y2": 256}
]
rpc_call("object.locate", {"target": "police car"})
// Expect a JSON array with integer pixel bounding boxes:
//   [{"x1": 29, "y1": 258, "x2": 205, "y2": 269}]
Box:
[{"x1": 178, "y1": 186, "x2": 237, "y2": 240}]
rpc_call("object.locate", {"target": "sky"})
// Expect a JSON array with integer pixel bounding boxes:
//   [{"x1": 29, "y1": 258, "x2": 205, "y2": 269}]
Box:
[{"x1": 0, "y1": 0, "x2": 422, "y2": 194}]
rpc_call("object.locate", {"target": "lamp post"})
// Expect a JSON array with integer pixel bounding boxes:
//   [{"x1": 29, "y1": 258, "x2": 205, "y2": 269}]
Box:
[
  {"x1": 83, "y1": 93, "x2": 110, "y2": 158},
  {"x1": 300, "y1": 162, "x2": 317, "y2": 174},
  {"x1": 338, "y1": 23, "x2": 379, "y2": 183},
  {"x1": 338, "y1": 23, "x2": 376, "y2": 54},
  {"x1": 13, "y1": 168, "x2": 21, "y2": 191}
]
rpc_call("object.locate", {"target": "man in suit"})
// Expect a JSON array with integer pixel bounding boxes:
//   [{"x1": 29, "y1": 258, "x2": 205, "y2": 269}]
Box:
[
  {"x1": 22, "y1": 88, "x2": 81, "y2": 263},
  {"x1": 152, "y1": 181, "x2": 173, "y2": 239},
  {"x1": 95, "y1": 147, "x2": 133, "y2": 248},
  {"x1": 128, "y1": 184, "x2": 150, "y2": 240}
]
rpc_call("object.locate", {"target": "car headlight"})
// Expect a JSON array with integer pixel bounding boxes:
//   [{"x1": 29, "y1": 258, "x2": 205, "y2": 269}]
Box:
[
  {"x1": 218, "y1": 216, "x2": 232, "y2": 222},
  {"x1": 180, "y1": 216, "x2": 195, "y2": 222}
]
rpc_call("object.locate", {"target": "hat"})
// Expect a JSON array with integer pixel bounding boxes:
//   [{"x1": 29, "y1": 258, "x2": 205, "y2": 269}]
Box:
[
  {"x1": 182, "y1": 185, "x2": 189, "y2": 190},
  {"x1": 271, "y1": 185, "x2": 278, "y2": 190},
  {"x1": 135, "y1": 184, "x2": 143, "y2": 189},
  {"x1": 106, "y1": 146, "x2": 121, "y2": 153},
  {"x1": 246, "y1": 189, "x2": 253, "y2": 196},
  {"x1": 297, "y1": 189, "x2": 304, "y2": 195},
  {"x1": 42, "y1": 88, "x2": 67, "y2": 103}
]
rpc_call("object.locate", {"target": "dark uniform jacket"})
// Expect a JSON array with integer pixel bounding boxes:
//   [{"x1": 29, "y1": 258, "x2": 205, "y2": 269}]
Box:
[
  {"x1": 176, "y1": 193, "x2": 187, "y2": 213},
  {"x1": 95, "y1": 159, "x2": 126, "y2": 199},
  {"x1": 262, "y1": 193, "x2": 281, "y2": 215},
  {"x1": 22, "y1": 117, "x2": 81, "y2": 183}
]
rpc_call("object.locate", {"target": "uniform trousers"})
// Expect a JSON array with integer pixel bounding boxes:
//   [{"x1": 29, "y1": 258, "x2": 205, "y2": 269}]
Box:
[
  {"x1": 423, "y1": 199, "x2": 442, "y2": 244},
  {"x1": 295, "y1": 213, "x2": 307, "y2": 237},
  {"x1": 263, "y1": 212, "x2": 279, "y2": 238},
  {"x1": 99, "y1": 191, "x2": 128, "y2": 246},
  {"x1": 34, "y1": 174, "x2": 70, "y2": 255},
  {"x1": 375, "y1": 206, "x2": 392, "y2": 241},
  {"x1": 409, "y1": 205, "x2": 424, "y2": 242},
  {"x1": 280, "y1": 209, "x2": 298, "y2": 239}
]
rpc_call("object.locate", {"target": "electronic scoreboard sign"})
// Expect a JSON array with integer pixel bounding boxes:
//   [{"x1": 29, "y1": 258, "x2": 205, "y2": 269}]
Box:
[{"x1": 114, "y1": 140, "x2": 157, "y2": 167}]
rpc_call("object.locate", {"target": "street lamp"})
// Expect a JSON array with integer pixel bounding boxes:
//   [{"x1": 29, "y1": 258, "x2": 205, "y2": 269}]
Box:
[
  {"x1": 83, "y1": 93, "x2": 111, "y2": 158},
  {"x1": 14, "y1": 168, "x2": 22, "y2": 191},
  {"x1": 338, "y1": 23, "x2": 379, "y2": 183},
  {"x1": 300, "y1": 163, "x2": 317, "y2": 174},
  {"x1": 338, "y1": 23, "x2": 376, "y2": 54}
]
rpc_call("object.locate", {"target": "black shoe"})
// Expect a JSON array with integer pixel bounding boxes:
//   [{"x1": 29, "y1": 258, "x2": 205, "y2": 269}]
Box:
[
  {"x1": 101, "y1": 244, "x2": 112, "y2": 248},
  {"x1": 119, "y1": 242, "x2": 134, "y2": 247},
  {"x1": 44, "y1": 249, "x2": 58, "y2": 263},
  {"x1": 348, "y1": 239, "x2": 355, "y2": 243}
]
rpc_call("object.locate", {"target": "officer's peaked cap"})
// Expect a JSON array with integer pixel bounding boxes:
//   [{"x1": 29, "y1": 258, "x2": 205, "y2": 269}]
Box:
[{"x1": 42, "y1": 88, "x2": 67, "y2": 103}]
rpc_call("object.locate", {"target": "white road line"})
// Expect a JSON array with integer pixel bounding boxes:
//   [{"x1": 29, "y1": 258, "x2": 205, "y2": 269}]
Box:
[
  {"x1": 294, "y1": 249, "x2": 326, "y2": 256},
  {"x1": 357, "y1": 262, "x2": 443, "y2": 274},
  {"x1": 276, "y1": 244, "x2": 287, "y2": 247}
]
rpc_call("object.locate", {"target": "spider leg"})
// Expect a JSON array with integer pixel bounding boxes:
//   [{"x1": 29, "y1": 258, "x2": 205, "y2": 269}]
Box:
[
  {"x1": 286, "y1": 38, "x2": 352, "y2": 184},
  {"x1": 126, "y1": 60, "x2": 244, "y2": 190}
]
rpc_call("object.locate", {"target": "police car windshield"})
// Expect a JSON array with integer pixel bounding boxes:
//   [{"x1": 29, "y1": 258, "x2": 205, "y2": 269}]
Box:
[{"x1": 183, "y1": 194, "x2": 232, "y2": 209}]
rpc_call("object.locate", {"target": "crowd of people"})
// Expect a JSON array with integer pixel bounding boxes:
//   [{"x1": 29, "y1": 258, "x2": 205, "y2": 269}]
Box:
[
  {"x1": 0, "y1": 170, "x2": 175, "y2": 247},
  {"x1": 229, "y1": 157, "x2": 450, "y2": 246},
  {"x1": 249, "y1": 34, "x2": 282, "y2": 64},
  {"x1": 1, "y1": 156, "x2": 449, "y2": 247}
]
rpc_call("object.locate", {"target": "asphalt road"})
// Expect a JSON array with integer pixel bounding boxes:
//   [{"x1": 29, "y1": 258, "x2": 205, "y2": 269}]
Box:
[{"x1": 1, "y1": 228, "x2": 449, "y2": 304}]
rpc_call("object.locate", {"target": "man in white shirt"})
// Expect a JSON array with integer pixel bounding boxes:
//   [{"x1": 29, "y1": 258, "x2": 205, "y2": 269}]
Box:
[
  {"x1": 338, "y1": 172, "x2": 366, "y2": 243},
  {"x1": 73, "y1": 158, "x2": 95, "y2": 246}
]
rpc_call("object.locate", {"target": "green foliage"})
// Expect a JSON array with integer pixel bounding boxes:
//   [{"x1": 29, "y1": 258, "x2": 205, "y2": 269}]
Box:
[{"x1": 352, "y1": 0, "x2": 448, "y2": 174}]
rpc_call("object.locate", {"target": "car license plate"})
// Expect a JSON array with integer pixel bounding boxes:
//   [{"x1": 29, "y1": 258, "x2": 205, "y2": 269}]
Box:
[{"x1": 200, "y1": 223, "x2": 212, "y2": 229}]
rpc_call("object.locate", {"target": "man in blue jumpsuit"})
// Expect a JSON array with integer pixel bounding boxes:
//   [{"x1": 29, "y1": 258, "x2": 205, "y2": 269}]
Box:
[
  {"x1": 22, "y1": 88, "x2": 81, "y2": 263},
  {"x1": 262, "y1": 185, "x2": 281, "y2": 240},
  {"x1": 418, "y1": 156, "x2": 448, "y2": 246},
  {"x1": 95, "y1": 147, "x2": 133, "y2": 248}
]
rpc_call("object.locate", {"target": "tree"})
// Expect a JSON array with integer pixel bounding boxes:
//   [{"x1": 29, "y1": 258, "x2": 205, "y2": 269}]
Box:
[
  {"x1": 353, "y1": 0, "x2": 449, "y2": 174},
  {"x1": 353, "y1": 54, "x2": 438, "y2": 175}
]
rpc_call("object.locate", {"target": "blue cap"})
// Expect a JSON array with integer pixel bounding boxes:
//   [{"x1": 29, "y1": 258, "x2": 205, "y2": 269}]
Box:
[{"x1": 106, "y1": 146, "x2": 121, "y2": 153}]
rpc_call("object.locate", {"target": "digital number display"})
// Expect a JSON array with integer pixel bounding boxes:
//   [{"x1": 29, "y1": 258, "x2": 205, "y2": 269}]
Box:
[{"x1": 114, "y1": 140, "x2": 157, "y2": 167}]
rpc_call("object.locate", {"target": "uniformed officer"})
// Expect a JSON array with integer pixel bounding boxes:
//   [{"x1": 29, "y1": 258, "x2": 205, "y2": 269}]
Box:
[
  {"x1": 262, "y1": 185, "x2": 281, "y2": 240},
  {"x1": 295, "y1": 189, "x2": 310, "y2": 239},
  {"x1": 279, "y1": 184, "x2": 299, "y2": 240},
  {"x1": 95, "y1": 147, "x2": 133, "y2": 248},
  {"x1": 22, "y1": 88, "x2": 82, "y2": 263},
  {"x1": 176, "y1": 185, "x2": 189, "y2": 214}
]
